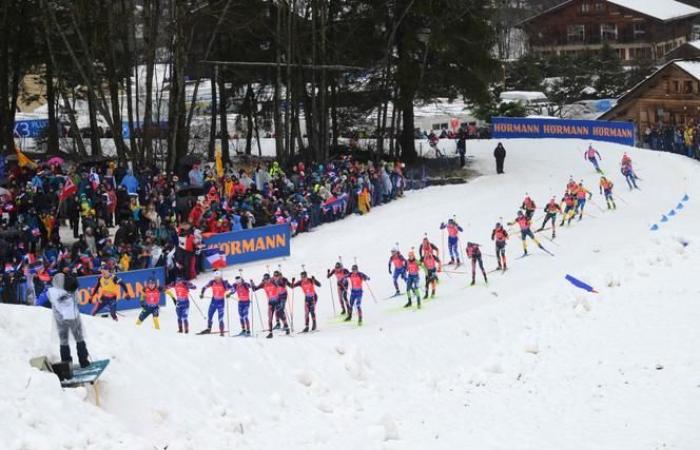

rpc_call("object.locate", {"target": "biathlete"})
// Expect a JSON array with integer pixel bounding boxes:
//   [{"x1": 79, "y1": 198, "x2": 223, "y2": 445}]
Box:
[
  {"x1": 166, "y1": 277, "x2": 197, "y2": 333},
  {"x1": 291, "y1": 271, "x2": 321, "y2": 332},
  {"x1": 491, "y1": 222, "x2": 508, "y2": 271},
  {"x1": 403, "y1": 250, "x2": 422, "y2": 309},
  {"x1": 387, "y1": 248, "x2": 407, "y2": 296},
  {"x1": 228, "y1": 276, "x2": 252, "y2": 336},
  {"x1": 199, "y1": 271, "x2": 233, "y2": 336},
  {"x1": 326, "y1": 262, "x2": 350, "y2": 315},
  {"x1": 575, "y1": 182, "x2": 593, "y2": 220},
  {"x1": 343, "y1": 265, "x2": 370, "y2": 325},
  {"x1": 90, "y1": 264, "x2": 129, "y2": 321},
  {"x1": 521, "y1": 195, "x2": 537, "y2": 220},
  {"x1": 252, "y1": 273, "x2": 290, "y2": 338},
  {"x1": 585, "y1": 145, "x2": 602, "y2": 173},
  {"x1": 421, "y1": 252, "x2": 441, "y2": 299},
  {"x1": 419, "y1": 236, "x2": 439, "y2": 261},
  {"x1": 509, "y1": 211, "x2": 548, "y2": 256},
  {"x1": 273, "y1": 270, "x2": 292, "y2": 330},
  {"x1": 560, "y1": 193, "x2": 577, "y2": 226},
  {"x1": 537, "y1": 196, "x2": 562, "y2": 238},
  {"x1": 136, "y1": 277, "x2": 163, "y2": 330},
  {"x1": 599, "y1": 176, "x2": 617, "y2": 210},
  {"x1": 466, "y1": 242, "x2": 487, "y2": 286},
  {"x1": 439, "y1": 218, "x2": 463, "y2": 266}
]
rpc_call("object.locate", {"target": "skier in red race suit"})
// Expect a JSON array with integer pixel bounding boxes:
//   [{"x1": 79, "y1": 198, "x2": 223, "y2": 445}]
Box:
[
  {"x1": 252, "y1": 273, "x2": 290, "y2": 338},
  {"x1": 342, "y1": 265, "x2": 370, "y2": 325},
  {"x1": 199, "y1": 271, "x2": 234, "y2": 336},
  {"x1": 326, "y1": 262, "x2": 350, "y2": 315},
  {"x1": 291, "y1": 271, "x2": 322, "y2": 332},
  {"x1": 466, "y1": 242, "x2": 487, "y2": 286},
  {"x1": 491, "y1": 222, "x2": 508, "y2": 271},
  {"x1": 227, "y1": 276, "x2": 252, "y2": 336}
]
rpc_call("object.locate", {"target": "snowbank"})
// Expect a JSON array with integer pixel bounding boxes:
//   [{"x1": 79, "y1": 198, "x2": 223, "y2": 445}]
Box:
[{"x1": 3, "y1": 139, "x2": 700, "y2": 449}]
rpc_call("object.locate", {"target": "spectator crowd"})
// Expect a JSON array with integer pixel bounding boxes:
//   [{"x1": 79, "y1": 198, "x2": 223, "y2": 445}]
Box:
[
  {"x1": 642, "y1": 123, "x2": 700, "y2": 160},
  {"x1": 0, "y1": 150, "x2": 407, "y2": 304}
]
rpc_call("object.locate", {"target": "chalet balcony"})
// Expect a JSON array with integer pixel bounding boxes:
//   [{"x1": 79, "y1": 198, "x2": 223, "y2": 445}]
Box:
[{"x1": 529, "y1": 31, "x2": 651, "y2": 47}]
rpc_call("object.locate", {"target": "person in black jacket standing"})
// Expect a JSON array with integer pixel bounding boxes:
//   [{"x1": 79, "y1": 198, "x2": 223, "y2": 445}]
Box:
[{"x1": 494, "y1": 142, "x2": 506, "y2": 174}]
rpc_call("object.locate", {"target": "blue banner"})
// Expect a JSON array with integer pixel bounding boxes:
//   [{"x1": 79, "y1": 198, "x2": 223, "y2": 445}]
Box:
[
  {"x1": 13, "y1": 119, "x2": 49, "y2": 138},
  {"x1": 492, "y1": 117, "x2": 635, "y2": 146},
  {"x1": 76, "y1": 267, "x2": 166, "y2": 314},
  {"x1": 201, "y1": 224, "x2": 291, "y2": 269}
]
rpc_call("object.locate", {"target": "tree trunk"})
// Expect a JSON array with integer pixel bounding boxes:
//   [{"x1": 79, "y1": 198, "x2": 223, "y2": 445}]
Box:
[
  {"x1": 245, "y1": 84, "x2": 253, "y2": 155},
  {"x1": 208, "y1": 68, "x2": 217, "y2": 161},
  {"x1": 273, "y1": 0, "x2": 284, "y2": 160},
  {"x1": 60, "y1": 88, "x2": 87, "y2": 156},
  {"x1": 0, "y1": 3, "x2": 8, "y2": 153},
  {"x1": 142, "y1": 0, "x2": 160, "y2": 165},
  {"x1": 87, "y1": 89, "x2": 101, "y2": 156},
  {"x1": 218, "y1": 74, "x2": 229, "y2": 163},
  {"x1": 45, "y1": 48, "x2": 59, "y2": 155}
]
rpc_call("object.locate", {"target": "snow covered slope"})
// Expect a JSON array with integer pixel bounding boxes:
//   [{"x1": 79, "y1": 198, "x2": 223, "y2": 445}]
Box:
[{"x1": 3, "y1": 139, "x2": 700, "y2": 450}]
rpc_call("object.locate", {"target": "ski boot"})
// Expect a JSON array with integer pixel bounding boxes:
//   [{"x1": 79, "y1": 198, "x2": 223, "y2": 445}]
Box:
[
  {"x1": 470, "y1": 279, "x2": 475, "y2": 286},
  {"x1": 266, "y1": 332, "x2": 273, "y2": 339},
  {"x1": 423, "y1": 291, "x2": 429, "y2": 300},
  {"x1": 220, "y1": 330, "x2": 225, "y2": 337},
  {"x1": 448, "y1": 258, "x2": 455, "y2": 265},
  {"x1": 394, "y1": 290, "x2": 401, "y2": 296},
  {"x1": 312, "y1": 321, "x2": 317, "y2": 331},
  {"x1": 417, "y1": 299, "x2": 422, "y2": 309},
  {"x1": 273, "y1": 323, "x2": 281, "y2": 330},
  {"x1": 358, "y1": 317, "x2": 363, "y2": 326},
  {"x1": 198, "y1": 328, "x2": 211, "y2": 335},
  {"x1": 456, "y1": 259, "x2": 461, "y2": 268},
  {"x1": 344, "y1": 313, "x2": 352, "y2": 322},
  {"x1": 245, "y1": 330, "x2": 251, "y2": 336},
  {"x1": 237, "y1": 330, "x2": 247, "y2": 336},
  {"x1": 76, "y1": 341, "x2": 90, "y2": 368},
  {"x1": 404, "y1": 299, "x2": 412, "y2": 308},
  {"x1": 431, "y1": 289, "x2": 436, "y2": 298},
  {"x1": 302, "y1": 326, "x2": 309, "y2": 333},
  {"x1": 285, "y1": 326, "x2": 290, "y2": 335}
]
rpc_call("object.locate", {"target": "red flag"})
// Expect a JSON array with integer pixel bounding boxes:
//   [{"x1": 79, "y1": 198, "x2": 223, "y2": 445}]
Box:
[{"x1": 59, "y1": 177, "x2": 77, "y2": 201}]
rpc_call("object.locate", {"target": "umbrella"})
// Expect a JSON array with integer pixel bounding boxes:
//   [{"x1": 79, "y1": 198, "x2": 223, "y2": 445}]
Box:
[{"x1": 46, "y1": 156, "x2": 64, "y2": 166}]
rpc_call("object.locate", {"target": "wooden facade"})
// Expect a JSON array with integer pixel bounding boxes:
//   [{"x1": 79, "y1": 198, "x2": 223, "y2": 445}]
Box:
[
  {"x1": 522, "y1": 0, "x2": 700, "y2": 63},
  {"x1": 600, "y1": 60, "x2": 700, "y2": 130}
]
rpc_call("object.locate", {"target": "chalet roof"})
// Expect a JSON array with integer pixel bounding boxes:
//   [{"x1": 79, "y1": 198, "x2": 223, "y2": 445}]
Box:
[
  {"x1": 674, "y1": 60, "x2": 700, "y2": 79},
  {"x1": 522, "y1": 0, "x2": 700, "y2": 25},
  {"x1": 599, "y1": 59, "x2": 700, "y2": 120},
  {"x1": 608, "y1": 0, "x2": 700, "y2": 22}
]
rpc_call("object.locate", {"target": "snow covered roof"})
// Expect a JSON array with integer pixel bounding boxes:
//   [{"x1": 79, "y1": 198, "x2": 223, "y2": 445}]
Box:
[
  {"x1": 607, "y1": 0, "x2": 700, "y2": 22},
  {"x1": 687, "y1": 40, "x2": 700, "y2": 51},
  {"x1": 523, "y1": 0, "x2": 700, "y2": 24},
  {"x1": 500, "y1": 91, "x2": 549, "y2": 104},
  {"x1": 673, "y1": 60, "x2": 700, "y2": 80}
]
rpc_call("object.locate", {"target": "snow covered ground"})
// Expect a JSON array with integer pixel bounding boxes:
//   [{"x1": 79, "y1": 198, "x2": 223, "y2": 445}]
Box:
[{"x1": 2, "y1": 138, "x2": 700, "y2": 450}]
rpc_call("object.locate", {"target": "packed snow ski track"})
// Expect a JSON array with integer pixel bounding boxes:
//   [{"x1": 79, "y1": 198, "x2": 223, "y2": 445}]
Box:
[{"x1": 2, "y1": 139, "x2": 700, "y2": 450}]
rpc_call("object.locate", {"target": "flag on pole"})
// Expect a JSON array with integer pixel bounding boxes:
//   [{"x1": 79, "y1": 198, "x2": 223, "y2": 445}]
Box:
[
  {"x1": 565, "y1": 274, "x2": 598, "y2": 293},
  {"x1": 15, "y1": 147, "x2": 36, "y2": 169},
  {"x1": 59, "y1": 177, "x2": 77, "y2": 201},
  {"x1": 215, "y1": 146, "x2": 224, "y2": 179},
  {"x1": 204, "y1": 247, "x2": 226, "y2": 269}
]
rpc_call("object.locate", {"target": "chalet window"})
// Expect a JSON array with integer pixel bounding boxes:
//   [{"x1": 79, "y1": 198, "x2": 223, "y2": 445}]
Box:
[
  {"x1": 633, "y1": 23, "x2": 646, "y2": 39},
  {"x1": 684, "y1": 81, "x2": 694, "y2": 94},
  {"x1": 567, "y1": 24, "x2": 585, "y2": 43},
  {"x1": 600, "y1": 24, "x2": 618, "y2": 41},
  {"x1": 594, "y1": 2, "x2": 605, "y2": 12},
  {"x1": 580, "y1": 1, "x2": 592, "y2": 13},
  {"x1": 673, "y1": 80, "x2": 681, "y2": 93}
]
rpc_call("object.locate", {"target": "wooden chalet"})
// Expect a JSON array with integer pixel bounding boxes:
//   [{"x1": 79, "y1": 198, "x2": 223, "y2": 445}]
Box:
[
  {"x1": 522, "y1": 0, "x2": 700, "y2": 63},
  {"x1": 599, "y1": 59, "x2": 700, "y2": 130}
]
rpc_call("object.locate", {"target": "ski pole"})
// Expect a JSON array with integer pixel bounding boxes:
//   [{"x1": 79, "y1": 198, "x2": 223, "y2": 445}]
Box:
[
  {"x1": 251, "y1": 288, "x2": 265, "y2": 337},
  {"x1": 614, "y1": 194, "x2": 629, "y2": 205},
  {"x1": 441, "y1": 228, "x2": 446, "y2": 261},
  {"x1": 364, "y1": 280, "x2": 378, "y2": 304},
  {"x1": 328, "y1": 276, "x2": 337, "y2": 315},
  {"x1": 225, "y1": 296, "x2": 231, "y2": 337},
  {"x1": 589, "y1": 198, "x2": 605, "y2": 213},
  {"x1": 188, "y1": 294, "x2": 207, "y2": 320}
]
